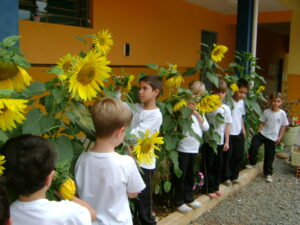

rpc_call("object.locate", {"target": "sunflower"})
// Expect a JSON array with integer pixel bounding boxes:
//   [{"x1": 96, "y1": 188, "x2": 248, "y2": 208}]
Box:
[
  {"x1": 0, "y1": 98, "x2": 28, "y2": 131},
  {"x1": 230, "y1": 83, "x2": 239, "y2": 93},
  {"x1": 56, "y1": 54, "x2": 80, "y2": 75},
  {"x1": 166, "y1": 75, "x2": 184, "y2": 89},
  {"x1": 127, "y1": 74, "x2": 135, "y2": 91},
  {"x1": 173, "y1": 99, "x2": 187, "y2": 112},
  {"x1": 132, "y1": 129, "x2": 164, "y2": 165},
  {"x1": 0, "y1": 62, "x2": 31, "y2": 91},
  {"x1": 69, "y1": 50, "x2": 111, "y2": 101},
  {"x1": 197, "y1": 94, "x2": 222, "y2": 114},
  {"x1": 0, "y1": 155, "x2": 5, "y2": 175},
  {"x1": 256, "y1": 85, "x2": 266, "y2": 93},
  {"x1": 92, "y1": 29, "x2": 114, "y2": 55},
  {"x1": 59, "y1": 178, "x2": 76, "y2": 200},
  {"x1": 211, "y1": 44, "x2": 228, "y2": 63}
]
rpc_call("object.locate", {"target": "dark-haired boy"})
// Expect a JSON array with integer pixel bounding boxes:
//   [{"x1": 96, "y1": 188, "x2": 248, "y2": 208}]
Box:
[
  {"x1": 223, "y1": 78, "x2": 248, "y2": 186},
  {"x1": 0, "y1": 134, "x2": 95, "y2": 225},
  {"x1": 0, "y1": 178, "x2": 11, "y2": 225}
]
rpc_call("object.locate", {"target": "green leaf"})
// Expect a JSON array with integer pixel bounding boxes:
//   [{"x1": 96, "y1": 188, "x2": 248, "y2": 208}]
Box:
[
  {"x1": 49, "y1": 136, "x2": 74, "y2": 163},
  {"x1": 169, "y1": 151, "x2": 182, "y2": 177},
  {"x1": 12, "y1": 55, "x2": 31, "y2": 68},
  {"x1": 0, "y1": 89, "x2": 15, "y2": 98},
  {"x1": 26, "y1": 82, "x2": 46, "y2": 96},
  {"x1": 146, "y1": 64, "x2": 159, "y2": 70},
  {"x1": 0, "y1": 130, "x2": 9, "y2": 147},
  {"x1": 206, "y1": 71, "x2": 219, "y2": 87},
  {"x1": 154, "y1": 184, "x2": 161, "y2": 194},
  {"x1": 166, "y1": 103, "x2": 173, "y2": 115},
  {"x1": 2, "y1": 35, "x2": 20, "y2": 48},
  {"x1": 52, "y1": 87, "x2": 68, "y2": 104},
  {"x1": 40, "y1": 116, "x2": 60, "y2": 133},
  {"x1": 22, "y1": 108, "x2": 44, "y2": 135},
  {"x1": 183, "y1": 67, "x2": 197, "y2": 76},
  {"x1": 75, "y1": 35, "x2": 87, "y2": 44},
  {"x1": 164, "y1": 135, "x2": 178, "y2": 151},
  {"x1": 181, "y1": 106, "x2": 192, "y2": 119},
  {"x1": 44, "y1": 66, "x2": 64, "y2": 75},
  {"x1": 163, "y1": 181, "x2": 172, "y2": 193}
]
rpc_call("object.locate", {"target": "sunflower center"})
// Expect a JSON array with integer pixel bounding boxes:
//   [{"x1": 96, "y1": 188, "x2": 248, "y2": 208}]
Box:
[
  {"x1": 0, "y1": 107, "x2": 8, "y2": 114},
  {"x1": 98, "y1": 38, "x2": 106, "y2": 45},
  {"x1": 0, "y1": 62, "x2": 18, "y2": 80},
  {"x1": 77, "y1": 64, "x2": 95, "y2": 85},
  {"x1": 62, "y1": 62, "x2": 72, "y2": 73},
  {"x1": 141, "y1": 139, "x2": 152, "y2": 153},
  {"x1": 213, "y1": 49, "x2": 222, "y2": 56}
]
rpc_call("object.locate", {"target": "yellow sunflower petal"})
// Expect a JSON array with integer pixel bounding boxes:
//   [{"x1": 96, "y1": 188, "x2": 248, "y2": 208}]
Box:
[
  {"x1": 92, "y1": 29, "x2": 114, "y2": 55},
  {"x1": 230, "y1": 83, "x2": 239, "y2": 93},
  {"x1": 197, "y1": 94, "x2": 222, "y2": 114},
  {"x1": 211, "y1": 44, "x2": 228, "y2": 63}
]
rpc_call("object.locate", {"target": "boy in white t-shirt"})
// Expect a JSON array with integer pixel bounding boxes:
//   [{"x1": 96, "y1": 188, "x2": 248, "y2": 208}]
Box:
[
  {"x1": 0, "y1": 134, "x2": 95, "y2": 225},
  {"x1": 202, "y1": 80, "x2": 232, "y2": 198},
  {"x1": 246, "y1": 93, "x2": 289, "y2": 183},
  {"x1": 174, "y1": 81, "x2": 209, "y2": 213},
  {"x1": 223, "y1": 79, "x2": 248, "y2": 186},
  {"x1": 75, "y1": 98, "x2": 146, "y2": 225}
]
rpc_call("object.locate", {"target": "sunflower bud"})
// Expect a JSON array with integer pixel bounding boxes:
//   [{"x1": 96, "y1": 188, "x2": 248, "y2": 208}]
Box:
[{"x1": 59, "y1": 178, "x2": 76, "y2": 200}]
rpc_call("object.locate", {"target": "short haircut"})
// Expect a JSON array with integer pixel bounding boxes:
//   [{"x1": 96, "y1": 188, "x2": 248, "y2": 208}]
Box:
[
  {"x1": 237, "y1": 78, "x2": 249, "y2": 89},
  {"x1": 139, "y1": 75, "x2": 163, "y2": 96},
  {"x1": 92, "y1": 97, "x2": 132, "y2": 138},
  {"x1": 0, "y1": 134, "x2": 56, "y2": 196},
  {"x1": 189, "y1": 80, "x2": 206, "y2": 96},
  {"x1": 214, "y1": 79, "x2": 227, "y2": 93},
  {"x1": 270, "y1": 92, "x2": 283, "y2": 100},
  {"x1": 0, "y1": 178, "x2": 10, "y2": 225}
]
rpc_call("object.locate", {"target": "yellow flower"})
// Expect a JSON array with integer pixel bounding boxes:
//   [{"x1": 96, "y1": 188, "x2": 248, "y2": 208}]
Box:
[
  {"x1": 230, "y1": 83, "x2": 239, "y2": 93},
  {"x1": 0, "y1": 62, "x2": 32, "y2": 91},
  {"x1": 197, "y1": 94, "x2": 222, "y2": 114},
  {"x1": 56, "y1": 54, "x2": 79, "y2": 76},
  {"x1": 127, "y1": 75, "x2": 135, "y2": 91},
  {"x1": 59, "y1": 178, "x2": 76, "y2": 200},
  {"x1": 0, "y1": 99, "x2": 28, "y2": 131},
  {"x1": 211, "y1": 44, "x2": 228, "y2": 63},
  {"x1": 69, "y1": 50, "x2": 111, "y2": 101},
  {"x1": 168, "y1": 64, "x2": 178, "y2": 74},
  {"x1": 257, "y1": 85, "x2": 266, "y2": 93},
  {"x1": 166, "y1": 75, "x2": 184, "y2": 89},
  {"x1": 173, "y1": 99, "x2": 187, "y2": 112},
  {"x1": 92, "y1": 29, "x2": 114, "y2": 55},
  {"x1": 0, "y1": 155, "x2": 6, "y2": 175},
  {"x1": 132, "y1": 129, "x2": 164, "y2": 165}
]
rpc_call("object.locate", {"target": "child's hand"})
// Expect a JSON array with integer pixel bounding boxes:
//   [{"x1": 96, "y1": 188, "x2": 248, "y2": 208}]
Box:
[
  {"x1": 223, "y1": 143, "x2": 229, "y2": 152},
  {"x1": 242, "y1": 130, "x2": 246, "y2": 137},
  {"x1": 275, "y1": 138, "x2": 281, "y2": 144}
]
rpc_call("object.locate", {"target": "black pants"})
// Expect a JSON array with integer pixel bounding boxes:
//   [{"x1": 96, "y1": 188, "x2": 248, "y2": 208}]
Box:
[
  {"x1": 137, "y1": 168, "x2": 156, "y2": 225},
  {"x1": 202, "y1": 144, "x2": 223, "y2": 194},
  {"x1": 248, "y1": 133, "x2": 276, "y2": 176},
  {"x1": 223, "y1": 134, "x2": 245, "y2": 181},
  {"x1": 174, "y1": 152, "x2": 196, "y2": 207}
]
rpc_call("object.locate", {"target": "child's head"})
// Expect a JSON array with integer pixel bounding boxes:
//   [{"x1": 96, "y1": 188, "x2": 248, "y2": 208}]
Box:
[
  {"x1": 0, "y1": 178, "x2": 11, "y2": 225},
  {"x1": 189, "y1": 80, "x2": 206, "y2": 97},
  {"x1": 92, "y1": 97, "x2": 132, "y2": 141},
  {"x1": 138, "y1": 75, "x2": 163, "y2": 103},
  {"x1": 233, "y1": 78, "x2": 248, "y2": 100},
  {"x1": 269, "y1": 92, "x2": 283, "y2": 109},
  {"x1": 0, "y1": 134, "x2": 56, "y2": 197},
  {"x1": 213, "y1": 79, "x2": 227, "y2": 100}
]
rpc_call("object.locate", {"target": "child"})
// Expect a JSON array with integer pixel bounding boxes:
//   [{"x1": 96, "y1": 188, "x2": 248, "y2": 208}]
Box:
[
  {"x1": 202, "y1": 80, "x2": 232, "y2": 198},
  {"x1": 246, "y1": 92, "x2": 289, "y2": 183},
  {"x1": 0, "y1": 134, "x2": 95, "y2": 225},
  {"x1": 223, "y1": 79, "x2": 248, "y2": 185},
  {"x1": 75, "y1": 98, "x2": 146, "y2": 225},
  {"x1": 0, "y1": 178, "x2": 11, "y2": 225},
  {"x1": 174, "y1": 81, "x2": 209, "y2": 213}
]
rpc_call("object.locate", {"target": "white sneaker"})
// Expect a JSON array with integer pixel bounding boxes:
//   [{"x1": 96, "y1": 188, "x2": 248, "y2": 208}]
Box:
[
  {"x1": 266, "y1": 175, "x2": 273, "y2": 183},
  {"x1": 245, "y1": 164, "x2": 254, "y2": 169},
  {"x1": 224, "y1": 179, "x2": 232, "y2": 186},
  {"x1": 177, "y1": 204, "x2": 192, "y2": 213},
  {"x1": 188, "y1": 200, "x2": 202, "y2": 208}
]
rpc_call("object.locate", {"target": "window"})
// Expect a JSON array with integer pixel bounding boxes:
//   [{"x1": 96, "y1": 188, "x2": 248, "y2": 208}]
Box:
[{"x1": 19, "y1": 0, "x2": 91, "y2": 28}]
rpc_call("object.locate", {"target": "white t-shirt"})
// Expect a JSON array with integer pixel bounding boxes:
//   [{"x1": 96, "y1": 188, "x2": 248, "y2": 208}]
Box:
[
  {"x1": 10, "y1": 199, "x2": 91, "y2": 225},
  {"x1": 129, "y1": 103, "x2": 163, "y2": 169},
  {"x1": 178, "y1": 114, "x2": 209, "y2": 153},
  {"x1": 206, "y1": 104, "x2": 232, "y2": 145},
  {"x1": 260, "y1": 108, "x2": 289, "y2": 141},
  {"x1": 75, "y1": 152, "x2": 145, "y2": 225},
  {"x1": 230, "y1": 99, "x2": 246, "y2": 135}
]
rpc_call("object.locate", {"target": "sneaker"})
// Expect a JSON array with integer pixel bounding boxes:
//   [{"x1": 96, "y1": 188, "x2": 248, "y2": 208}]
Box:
[
  {"x1": 188, "y1": 200, "x2": 202, "y2": 208},
  {"x1": 266, "y1": 175, "x2": 273, "y2": 183},
  {"x1": 232, "y1": 179, "x2": 241, "y2": 184},
  {"x1": 224, "y1": 179, "x2": 232, "y2": 186},
  {"x1": 245, "y1": 164, "x2": 254, "y2": 169},
  {"x1": 177, "y1": 204, "x2": 192, "y2": 213}
]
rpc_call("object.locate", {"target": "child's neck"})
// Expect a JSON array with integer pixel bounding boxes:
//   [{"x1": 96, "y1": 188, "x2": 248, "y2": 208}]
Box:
[
  {"x1": 232, "y1": 95, "x2": 240, "y2": 102},
  {"x1": 92, "y1": 138, "x2": 115, "y2": 153},
  {"x1": 19, "y1": 188, "x2": 47, "y2": 202},
  {"x1": 142, "y1": 99, "x2": 157, "y2": 110},
  {"x1": 271, "y1": 107, "x2": 280, "y2": 112}
]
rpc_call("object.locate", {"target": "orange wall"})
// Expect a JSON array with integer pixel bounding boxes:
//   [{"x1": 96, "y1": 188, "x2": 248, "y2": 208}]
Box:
[
  {"x1": 287, "y1": 74, "x2": 300, "y2": 118},
  {"x1": 19, "y1": 0, "x2": 236, "y2": 68}
]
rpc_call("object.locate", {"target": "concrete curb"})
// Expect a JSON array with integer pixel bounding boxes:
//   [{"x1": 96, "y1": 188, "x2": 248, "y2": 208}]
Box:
[{"x1": 158, "y1": 162, "x2": 263, "y2": 225}]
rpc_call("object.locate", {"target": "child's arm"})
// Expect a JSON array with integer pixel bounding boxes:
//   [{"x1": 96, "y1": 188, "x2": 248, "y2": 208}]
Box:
[
  {"x1": 257, "y1": 122, "x2": 265, "y2": 132},
  {"x1": 241, "y1": 119, "x2": 246, "y2": 137},
  {"x1": 223, "y1": 123, "x2": 230, "y2": 151},
  {"x1": 275, "y1": 125, "x2": 288, "y2": 144},
  {"x1": 128, "y1": 192, "x2": 139, "y2": 198},
  {"x1": 71, "y1": 197, "x2": 97, "y2": 222},
  {"x1": 193, "y1": 111, "x2": 209, "y2": 131}
]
